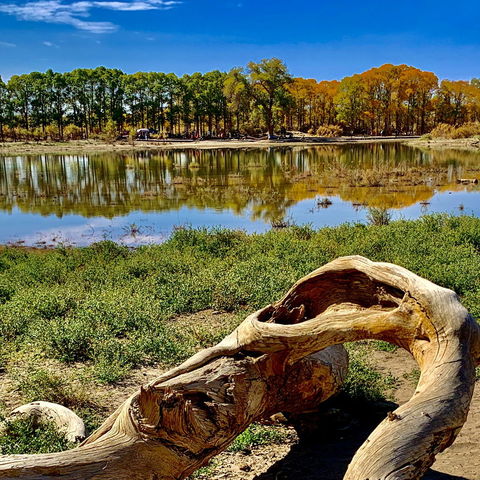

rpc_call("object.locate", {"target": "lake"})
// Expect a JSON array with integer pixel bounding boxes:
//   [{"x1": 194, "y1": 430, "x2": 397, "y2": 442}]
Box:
[{"x1": 0, "y1": 143, "x2": 479, "y2": 246}]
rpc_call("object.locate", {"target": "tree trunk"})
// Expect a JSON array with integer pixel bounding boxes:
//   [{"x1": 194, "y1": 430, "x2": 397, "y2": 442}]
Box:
[
  {"x1": 0, "y1": 256, "x2": 478, "y2": 480},
  {"x1": 0, "y1": 347, "x2": 347, "y2": 480}
]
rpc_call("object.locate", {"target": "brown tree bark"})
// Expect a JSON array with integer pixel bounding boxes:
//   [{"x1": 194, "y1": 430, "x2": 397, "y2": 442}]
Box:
[{"x1": 0, "y1": 256, "x2": 478, "y2": 480}]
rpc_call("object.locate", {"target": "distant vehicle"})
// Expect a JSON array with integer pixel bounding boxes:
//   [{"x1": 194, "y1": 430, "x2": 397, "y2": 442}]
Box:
[{"x1": 136, "y1": 128, "x2": 158, "y2": 140}]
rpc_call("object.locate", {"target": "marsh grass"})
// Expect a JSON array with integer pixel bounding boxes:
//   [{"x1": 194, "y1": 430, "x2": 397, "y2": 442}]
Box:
[
  {"x1": 366, "y1": 207, "x2": 392, "y2": 226},
  {"x1": 0, "y1": 215, "x2": 478, "y2": 384}
]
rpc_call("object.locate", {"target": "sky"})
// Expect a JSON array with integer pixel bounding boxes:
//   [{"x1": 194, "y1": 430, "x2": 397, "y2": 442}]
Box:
[{"x1": 0, "y1": 0, "x2": 479, "y2": 81}]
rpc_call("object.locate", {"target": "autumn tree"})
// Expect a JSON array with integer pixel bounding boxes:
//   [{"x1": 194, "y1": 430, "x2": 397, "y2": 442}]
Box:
[
  {"x1": 398, "y1": 67, "x2": 438, "y2": 134},
  {"x1": 1, "y1": 62, "x2": 479, "y2": 140}
]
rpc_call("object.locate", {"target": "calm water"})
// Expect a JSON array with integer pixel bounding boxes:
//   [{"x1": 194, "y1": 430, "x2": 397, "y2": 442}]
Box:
[{"x1": 0, "y1": 144, "x2": 479, "y2": 246}]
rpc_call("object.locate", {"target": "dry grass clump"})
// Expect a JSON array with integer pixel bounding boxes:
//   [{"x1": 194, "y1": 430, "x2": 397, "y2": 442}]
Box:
[
  {"x1": 316, "y1": 125, "x2": 342, "y2": 137},
  {"x1": 430, "y1": 122, "x2": 480, "y2": 139}
]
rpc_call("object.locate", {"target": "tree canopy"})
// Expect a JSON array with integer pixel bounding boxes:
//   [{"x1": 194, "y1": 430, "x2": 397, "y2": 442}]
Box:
[{"x1": 0, "y1": 59, "x2": 479, "y2": 141}]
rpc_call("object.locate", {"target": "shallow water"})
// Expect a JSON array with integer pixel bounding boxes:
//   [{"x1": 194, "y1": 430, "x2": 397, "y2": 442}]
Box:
[{"x1": 0, "y1": 143, "x2": 479, "y2": 246}]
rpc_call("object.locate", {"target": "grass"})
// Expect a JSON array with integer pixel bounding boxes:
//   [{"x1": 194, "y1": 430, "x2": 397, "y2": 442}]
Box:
[
  {"x1": 0, "y1": 416, "x2": 72, "y2": 455},
  {"x1": 343, "y1": 344, "x2": 398, "y2": 403},
  {"x1": 403, "y1": 368, "x2": 421, "y2": 387},
  {"x1": 371, "y1": 340, "x2": 398, "y2": 353},
  {"x1": 228, "y1": 424, "x2": 289, "y2": 452},
  {"x1": 0, "y1": 215, "x2": 478, "y2": 383},
  {"x1": 0, "y1": 215, "x2": 479, "y2": 456}
]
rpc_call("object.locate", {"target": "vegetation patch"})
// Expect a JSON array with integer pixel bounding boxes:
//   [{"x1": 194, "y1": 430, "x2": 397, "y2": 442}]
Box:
[
  {"x1": 0, "y1": 416, "x2": 73, "y2": 455},
  {"x1": 228, "y1": 424, "x2": 289, "y2": 452}
]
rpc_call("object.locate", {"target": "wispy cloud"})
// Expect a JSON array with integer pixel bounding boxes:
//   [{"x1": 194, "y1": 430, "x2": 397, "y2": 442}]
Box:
[
  {"x1": 43, "y1": 40, "x2": 59, "y2": 47},
  {"x1": 0, "y1": 1, "x2": 179, "y2": 34},
  {"x1": 0, "y1": 41, "x2": 17, "y2": 47}
]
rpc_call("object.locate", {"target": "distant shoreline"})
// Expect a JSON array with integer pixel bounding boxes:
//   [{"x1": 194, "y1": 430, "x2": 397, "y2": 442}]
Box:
[
  {"x1": 407, "y1": 137, "x2": 480, "y2": 151},
  {"x1": 1, "y1": 136, "x2": 479, "y2": 155},
  {"x1": 0, "y1": 136, "x2": 418, "y2": 155}
]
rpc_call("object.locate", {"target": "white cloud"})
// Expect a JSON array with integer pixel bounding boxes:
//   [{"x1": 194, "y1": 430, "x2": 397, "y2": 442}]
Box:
[
  {"x1": 43, "y1": 40, "x2": 59, "y2": 47},
  {"x1": 0, "y1": 0, "x2": 179, "y2": 34},
  {"x1": 0, "y1": 41, "x2": 17, "y2": 47}
]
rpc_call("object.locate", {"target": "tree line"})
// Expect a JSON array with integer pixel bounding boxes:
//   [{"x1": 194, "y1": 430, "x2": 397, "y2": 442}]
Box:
[{"x1": 0, "y1": 59, "x2": 479, "y2": 141}]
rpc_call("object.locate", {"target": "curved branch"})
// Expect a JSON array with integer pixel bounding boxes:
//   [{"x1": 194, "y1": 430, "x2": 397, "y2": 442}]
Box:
[{"x1": 0, "y1": 347, "x2": 347, "y2": 479}]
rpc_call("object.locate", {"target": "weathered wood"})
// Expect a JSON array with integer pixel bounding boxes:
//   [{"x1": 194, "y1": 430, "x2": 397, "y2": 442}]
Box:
[
  {"x1": 8, "y1": 402, "x2": 85, "y2": 442},
  {"x1": 0, "y1": 256, "x2": 478, "y2": 480},
  {"x1": 0, "y1": 347, "x2": 347, "y2": 479}
]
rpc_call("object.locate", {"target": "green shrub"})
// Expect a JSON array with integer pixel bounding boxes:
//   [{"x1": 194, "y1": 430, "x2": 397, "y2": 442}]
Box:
[
  {"x1": 343, "y1": 347, "x2": 397, "y2": 403},
  {"x1": 371, "y1": 340, "x2": 398, "y2": 353},
  {"x1": 14, "y1": 368, "x2": 91, "y2": 409},
  {"x1": 0, "y1": 417, "x2": 72, "y2": 455},
  {"x1": 366, "y1": 207, "x2": 391, "y2": 226},
  {"x1": 0, "y1": 215, "x2": 478, "y2": 385}
]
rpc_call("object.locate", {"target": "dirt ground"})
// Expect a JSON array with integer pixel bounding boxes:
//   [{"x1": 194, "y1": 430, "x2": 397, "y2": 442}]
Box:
[
  {"x1": 1, "y1": 136, "x2": 479, "y2": 156},
  {"x1": 408, "y1": 137, "x2": 480, "y2": 152}
]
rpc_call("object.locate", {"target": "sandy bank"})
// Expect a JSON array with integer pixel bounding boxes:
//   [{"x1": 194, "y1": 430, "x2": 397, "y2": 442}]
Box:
[
  {"x1": 407, "y1": 137, "x2": 480, "y2": 151},
  {"x1": 0, "y1": 136, "x2": 418, "y2": 155}
]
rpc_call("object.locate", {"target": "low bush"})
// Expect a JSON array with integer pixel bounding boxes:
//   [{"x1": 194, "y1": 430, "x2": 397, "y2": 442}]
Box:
[
  {"x1": 13, "y1": 367, "x2": 94, "y2": 410},
  {"x1": 343, "y1": 346, "x2": 397, "y2": 403},
  {"x1": 430, "y1": 122, "x2": 480, "y2": 139},
  {"x1": 316, "y1": 124, "x2": 342, "y2": 137},
  {"x1": 0, "y1": 416, "x2": 72, "y2": 455},
  {"x1": 0, "y1": 215, "x2": 478, "y2": 383}
]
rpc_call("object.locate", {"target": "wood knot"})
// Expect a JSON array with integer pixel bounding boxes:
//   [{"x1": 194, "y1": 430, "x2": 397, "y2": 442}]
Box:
[{"x1": 387, "y1": 411, "x2": 401, "y2": 421}]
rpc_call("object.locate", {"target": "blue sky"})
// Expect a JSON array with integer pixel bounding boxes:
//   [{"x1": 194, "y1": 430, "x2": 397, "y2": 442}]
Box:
[{"x1": 0, "y1": 0, "x2": 479, "y2": 81}]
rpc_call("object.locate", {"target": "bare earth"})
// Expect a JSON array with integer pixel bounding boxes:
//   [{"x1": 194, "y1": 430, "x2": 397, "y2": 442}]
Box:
[{"x1": 408, "y1": 137, "x2": 480, "y2": 152}]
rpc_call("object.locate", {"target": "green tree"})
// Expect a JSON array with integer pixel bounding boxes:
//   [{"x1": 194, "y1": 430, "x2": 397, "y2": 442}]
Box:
[
  {"x1": 0, "y1": 76, "x2": 12, "y2": 140},
  {"x1": 335, "y1": 75, "x2": 367, "y2": 133},
  {"x1": 224, "y1": 67, "x2": 251, "y2": 132},
  {"x1": 245, "y1": 58, "x2": 292, "y2": 136}
]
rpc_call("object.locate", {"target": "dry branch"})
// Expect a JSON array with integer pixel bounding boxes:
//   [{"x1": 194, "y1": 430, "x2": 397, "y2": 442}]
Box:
[
  {"x1": 9, "y1": 402, "x2": 86, "y2": 443},
  {"x1": 0, "y1": 256, "x2": 478, "y2": 480}
]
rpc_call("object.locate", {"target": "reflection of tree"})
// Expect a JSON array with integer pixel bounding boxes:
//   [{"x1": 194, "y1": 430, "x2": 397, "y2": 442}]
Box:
[{"x1": 0, "y1": 144, "x2": 478, "y2": 220}]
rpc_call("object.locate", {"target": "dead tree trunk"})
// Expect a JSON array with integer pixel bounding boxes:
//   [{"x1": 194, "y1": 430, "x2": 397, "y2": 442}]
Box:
[{"x1": 0, "y1": 256, "x2": 478, "y2": 480}]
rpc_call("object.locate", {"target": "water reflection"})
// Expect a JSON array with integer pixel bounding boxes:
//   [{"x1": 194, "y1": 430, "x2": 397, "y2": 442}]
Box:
[{"x1": 0, "y1": 144, "x2": 479, "y2": 245}]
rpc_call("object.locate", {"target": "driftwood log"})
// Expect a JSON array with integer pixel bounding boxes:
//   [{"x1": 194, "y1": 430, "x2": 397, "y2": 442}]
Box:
[
  {"x1": 0, "y1": 256, "x2": 478, "y2": 480},
  {"x1": 8, "y1": 402, "x2": 85, "y2": 443}
]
